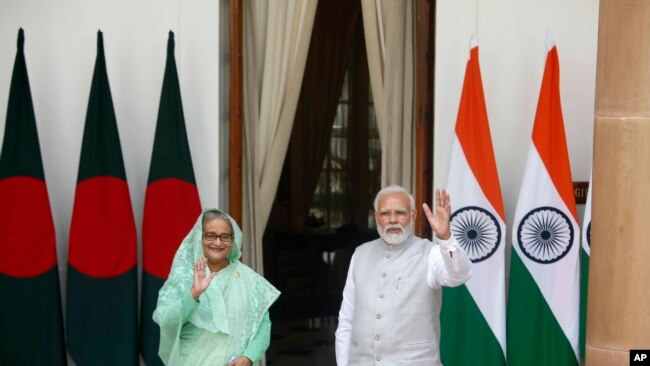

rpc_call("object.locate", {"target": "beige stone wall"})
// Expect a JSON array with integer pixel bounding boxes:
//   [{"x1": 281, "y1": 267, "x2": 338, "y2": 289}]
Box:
[{"x1": 587, "y1": 1, "x2": 650, "y2": 365}]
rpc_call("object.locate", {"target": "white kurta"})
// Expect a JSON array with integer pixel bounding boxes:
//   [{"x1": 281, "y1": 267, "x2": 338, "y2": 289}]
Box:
[{"x1": 335, "y1": 234, "x2": 472, "y2": 366}]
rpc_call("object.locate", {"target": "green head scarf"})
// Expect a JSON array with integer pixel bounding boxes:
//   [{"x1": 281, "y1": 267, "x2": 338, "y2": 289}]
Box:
[
  {"x1": 186, "y1": 209, "x2": 242, "y2": 334},
  {"x1": 193, "y1": 209, "x2": 243, "y2": 264},
  {"x1": 153, "y1": 209, "x2": 280, "y2": 365}
]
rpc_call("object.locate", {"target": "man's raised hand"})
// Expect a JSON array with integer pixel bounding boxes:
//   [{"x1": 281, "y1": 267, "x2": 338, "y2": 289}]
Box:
[{"x1": 422, "y1": 188, "x2": 452, "y2": 240}]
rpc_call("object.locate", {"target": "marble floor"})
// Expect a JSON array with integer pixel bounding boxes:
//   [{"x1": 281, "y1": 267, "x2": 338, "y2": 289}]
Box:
[{"x1": 266, "y1": 317, "x2": 338, "y2": 366}]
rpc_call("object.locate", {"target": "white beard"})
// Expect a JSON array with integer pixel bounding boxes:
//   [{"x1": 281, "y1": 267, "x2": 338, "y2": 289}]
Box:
[{"x1": 377, "y1": 220, "x2": 414, "y2": 245}]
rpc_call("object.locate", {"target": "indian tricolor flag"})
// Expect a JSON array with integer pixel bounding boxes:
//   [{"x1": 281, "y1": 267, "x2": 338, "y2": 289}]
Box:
[
  {"x1": 507, "y1": 38, "x2": 580, "y2": 366},
  {"x1": 440, "y1": 38, "x2": 506, "y2": 366},
  {"x1": 579, "y1": 172, "x2": 592, "y2": 361}
]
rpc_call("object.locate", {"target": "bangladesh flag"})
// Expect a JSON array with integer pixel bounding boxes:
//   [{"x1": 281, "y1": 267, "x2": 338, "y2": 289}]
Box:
[
  {"x1": 0, "y1": 28, "x2": 66, "y2": 366},
  {"x1": 441, "y1": 37, "x2": 506, "y2": 366},
  {"x1": 66, "y1": 31, "x2": 138, "y2": 365},
  {"x1": 140, "y1": 31, "x2": 201, "y2": 366},
  {"x1": 507, "y1": 37, "x2": 580, "y2": 366}
]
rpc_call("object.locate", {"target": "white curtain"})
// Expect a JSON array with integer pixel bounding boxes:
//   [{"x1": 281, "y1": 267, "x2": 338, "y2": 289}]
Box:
[
  {"x1": 242, "y1": 0, "x2": 317, "y2": 272},
  {"x1": 361, "y1": 0, "x2": 415, "y2": 190}
]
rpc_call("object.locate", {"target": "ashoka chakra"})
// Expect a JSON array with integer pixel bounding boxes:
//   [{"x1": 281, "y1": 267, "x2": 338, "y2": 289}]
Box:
[
  {"x1": 517, "y1": 206, "x2": 574, "y2": 264},
  {"x1": 450, "y1": 206, "x2": 501, "y2": 263}
]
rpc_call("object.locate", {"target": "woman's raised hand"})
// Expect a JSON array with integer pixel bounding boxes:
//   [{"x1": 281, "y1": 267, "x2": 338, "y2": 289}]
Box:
[{"x1": 190, "y1": 257, "x2": 217, "y2": 300}]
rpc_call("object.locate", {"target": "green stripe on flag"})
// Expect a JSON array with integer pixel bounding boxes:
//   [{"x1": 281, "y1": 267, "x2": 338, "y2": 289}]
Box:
[
  {"x1": 441, "y1": 284, "x2": 505, "y2": 366},
  {"x1": 579, "y1": 247, "x2": 590, "y2": 361},
  {"x1": 0, "y1": 28, "x2": 44, "y2": 180},
  {"x1": 67, "y1": 265, "x2": 138, "y2": 365},
  {"x1": 0, "y1": 267, "x2": 66, "y2": 366},
  {"x1": 507, "y1": 252, "x2": 578, "y2": 366},
  {"x1": 77, "y1": 31, "x2": 126, "y2": 182},
  {"x1": 148, "y1": 31, "x2": 196, "y2": 185},
  {"x1": 141, "y1": 271, "x2": 165, "y2": 366}
]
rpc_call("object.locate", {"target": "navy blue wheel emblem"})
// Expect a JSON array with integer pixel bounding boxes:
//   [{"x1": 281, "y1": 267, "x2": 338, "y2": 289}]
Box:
[
  {"x1": 450, "y1": 206, "x2": 501, "y2": 263},
  {"x1": 517, "y1": 206, "x2": 574, "y2": 264},
  {"x1": 586, "y1": 221, "x2": 591, "y2": 248}
]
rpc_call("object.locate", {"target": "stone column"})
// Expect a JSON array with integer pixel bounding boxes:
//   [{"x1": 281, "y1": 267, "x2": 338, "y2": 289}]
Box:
[{"x1": 586, "y1": 1, "x2": 650, "y2": 365}]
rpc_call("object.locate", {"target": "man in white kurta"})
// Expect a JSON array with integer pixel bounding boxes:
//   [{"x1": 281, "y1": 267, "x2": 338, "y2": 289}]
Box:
[{"x1": 335, "y1": 186, "x2": 472, "y2": 366}]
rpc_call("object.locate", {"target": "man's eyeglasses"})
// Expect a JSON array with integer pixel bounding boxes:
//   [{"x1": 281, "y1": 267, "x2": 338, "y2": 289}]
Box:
[
  {"x1": 203, "y1": 232, "x2": 234, "y2": 243},
  {"x1": 377, "y1": 209, "x2": 410, "y2": 219}
]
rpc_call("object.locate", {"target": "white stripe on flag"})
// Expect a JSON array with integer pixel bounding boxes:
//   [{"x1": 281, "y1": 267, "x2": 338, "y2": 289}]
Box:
[
  {"x1": 447, "y1": 137, "x2": 507, "y2": 353},
  {"x1": 582, "y1": 173, "x2": 592, "y2": 256},
  {"x1": 512, "y1": 144, "x2": 580, "y2": 359}
]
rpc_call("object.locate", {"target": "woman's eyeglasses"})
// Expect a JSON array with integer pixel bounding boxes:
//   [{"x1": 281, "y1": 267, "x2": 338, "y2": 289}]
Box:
[{"x1": 203, "y1": 233, "x2": 234, "y2": 243}]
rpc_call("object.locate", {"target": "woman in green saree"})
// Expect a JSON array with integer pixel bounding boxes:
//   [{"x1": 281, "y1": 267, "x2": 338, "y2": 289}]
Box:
[{"x1": 153, "y1": 209, "x2": 280, "y2": 366}]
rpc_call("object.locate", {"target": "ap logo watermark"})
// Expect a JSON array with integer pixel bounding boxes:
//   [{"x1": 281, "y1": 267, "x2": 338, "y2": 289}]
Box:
[{"x1": 631, "y1": 350, "x2": 649, "y2": 365}]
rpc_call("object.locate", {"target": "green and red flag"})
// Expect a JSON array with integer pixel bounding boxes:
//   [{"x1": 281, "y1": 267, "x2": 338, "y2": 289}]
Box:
[
  {"x1": 66, "y1": 31, "x2": 138, "y2": 365},
  {"x1": 0, "y1": 28, "x2": 66, "y2": 366},
  {"x1": 140, "y1": 31, "x2": 201, "y2": 366}
]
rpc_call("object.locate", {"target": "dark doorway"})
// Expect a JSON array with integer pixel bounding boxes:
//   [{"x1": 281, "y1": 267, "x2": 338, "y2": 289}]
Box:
[{"x1": 263, "y1": 2, "x2": 380, "y2": 364}]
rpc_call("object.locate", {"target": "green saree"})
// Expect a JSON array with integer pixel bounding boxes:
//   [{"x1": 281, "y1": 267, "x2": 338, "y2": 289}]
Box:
[{"x1": 153, "y1": 209, "x2": 280, "y2": 365}]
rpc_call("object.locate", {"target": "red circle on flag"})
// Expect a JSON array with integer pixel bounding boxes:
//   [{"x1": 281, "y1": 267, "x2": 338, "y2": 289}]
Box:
[
  {"x1": 68, "y1": 176, "x2": 137, "y2": 278},
  {"x1": 0, "y1": 176, "x2": 58, "y2": 277},
  {"x1": 142, "y1": 178, "x2": 201, "y2": 279}
]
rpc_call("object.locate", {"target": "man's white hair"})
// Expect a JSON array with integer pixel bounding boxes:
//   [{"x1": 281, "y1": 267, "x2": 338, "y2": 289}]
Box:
[{"x1": 373, "y1": 185, "x2": 415, "y2": 212}]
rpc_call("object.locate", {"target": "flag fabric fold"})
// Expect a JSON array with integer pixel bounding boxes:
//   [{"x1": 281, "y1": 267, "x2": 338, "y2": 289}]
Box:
[
  {"x1": 579, "y1": 172, "x2": 592, "y2": 361},
  {"x1": 0, "y1": 28, "x2": 66, "y2": 366},
  {"x1": 66, "y1": 30, "x2": 138, "y2": 365},
  {"x1": 140, "y1": 31, "x2": 202, "y2": 366},
  {"x1": 441, "y1": 40, "x2": 507, "y2": 366},
  {"x1": 507, "y1": 41, "x2": 580, "y2": 366}
]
